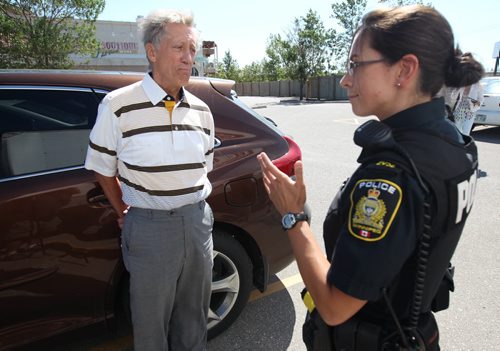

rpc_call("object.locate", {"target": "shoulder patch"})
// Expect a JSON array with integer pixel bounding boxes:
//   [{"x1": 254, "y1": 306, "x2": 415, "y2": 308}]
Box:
[{"x1": 348, "y1": 179, "x2": 402, "y2": 241}]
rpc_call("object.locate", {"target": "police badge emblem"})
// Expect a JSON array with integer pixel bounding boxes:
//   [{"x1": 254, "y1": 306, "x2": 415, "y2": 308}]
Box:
[{"x1": 348, "y1": 179, "x2": 402, "y2": 241}]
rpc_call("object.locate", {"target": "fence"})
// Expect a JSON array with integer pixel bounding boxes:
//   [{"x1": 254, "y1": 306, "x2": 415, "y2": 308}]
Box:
[{"x1": 234, "y1": 75, "x2": 348, "y2": 101}]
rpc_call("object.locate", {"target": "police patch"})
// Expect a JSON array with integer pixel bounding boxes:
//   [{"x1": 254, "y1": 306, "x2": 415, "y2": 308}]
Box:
[{"x1": 348, "y1": 179, "x2": 402, "y2": 241}]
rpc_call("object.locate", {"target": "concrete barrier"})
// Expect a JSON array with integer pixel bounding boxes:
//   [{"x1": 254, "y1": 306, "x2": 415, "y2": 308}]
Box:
[{"x1": 234, "y1": 75, "x2": 347, "y2": 100}]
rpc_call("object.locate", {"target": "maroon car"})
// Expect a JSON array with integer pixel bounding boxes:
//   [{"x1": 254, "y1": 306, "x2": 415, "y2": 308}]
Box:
[{"x1": 0, "y1": 70, "x2": 308, "y2": 349}]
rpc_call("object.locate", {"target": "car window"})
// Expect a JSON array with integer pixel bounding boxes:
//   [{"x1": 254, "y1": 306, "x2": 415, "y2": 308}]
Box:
[
  {"x1": 0, "y1": 88, "x2": 100, "y2": 179},
  {"x1": 230, "y1": 94, "x2": 284, "y2": 136},
  {"x1": 483, "y1": 80, "x2": 500, "y2": 95}
]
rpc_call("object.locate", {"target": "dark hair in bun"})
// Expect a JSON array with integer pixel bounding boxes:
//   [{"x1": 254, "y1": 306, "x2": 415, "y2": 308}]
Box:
[
  {"x1": 359, "y1": 5, "x2": 484, "y2": 96},
  {"x1": 444, "y1": 48, "x2": 485, "y2": 87}
]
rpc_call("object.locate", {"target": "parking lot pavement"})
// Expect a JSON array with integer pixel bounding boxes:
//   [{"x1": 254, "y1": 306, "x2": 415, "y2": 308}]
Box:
[
  {"x1": 238, "y1": 96, "x2": 349, "y2": 109},
  {"x1": 238, "y1": 96, "x2": 298, "y2": 108}
]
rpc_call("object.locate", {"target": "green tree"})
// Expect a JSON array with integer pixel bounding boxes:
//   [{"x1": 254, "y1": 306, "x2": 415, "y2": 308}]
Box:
[
  {"x1": 261, "y1": 34, "x2": 286, "y2": 81},
  {"x1": 0, "y1": 0, "x2": 105, "y2": 69},
  {"x1": 240, "y1": 61, "x2": 264, "y2": 82},
  {"x1": 378, "y1": 0, "x2": 430, "y2": 6},
  {"x1": 298, "y1": 10, "x2": 330, "y2": 78},
  {"x1": 330, "y1": 0, "x2": 367, "y2": 73},
  {"x1": 217, "y1": 50, "x2": 240, "y2": 81},
  {"x1": 265, "y1": 9, "x2": 330, "y2": 99}
]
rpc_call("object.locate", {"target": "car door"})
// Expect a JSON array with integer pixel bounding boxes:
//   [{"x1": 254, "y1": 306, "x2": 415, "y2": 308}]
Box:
[{"x1": 0, "y1": 86, "x2": 122, "y2": 347}]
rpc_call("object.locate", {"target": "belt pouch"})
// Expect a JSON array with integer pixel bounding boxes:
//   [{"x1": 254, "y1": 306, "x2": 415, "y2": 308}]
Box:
[
  {"x1": 355, "y1": 321, "x2": 382, "y2": 351},
  {"x1": 303, "y1": 310, "x2": 334, "y2": 351},
  {"x1": 333, "y1": 319, "x2": 358, "y2": 350}
]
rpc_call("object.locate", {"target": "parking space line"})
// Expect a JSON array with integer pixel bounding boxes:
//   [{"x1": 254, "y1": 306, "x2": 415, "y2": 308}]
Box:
[
  {"x1": 249, "y1": 273, "x2": 303, "y2": 302},
  {"x1": 88, "y1": 335, "x2": 133, "y2": 351}
]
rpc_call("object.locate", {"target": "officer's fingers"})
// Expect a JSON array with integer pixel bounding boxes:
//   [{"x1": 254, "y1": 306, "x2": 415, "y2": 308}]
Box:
[
  {"x1": 258, "y1": 152, "x2": 286, "y2": 180},
  {"x1": 261, "y1": 172, "x2": 273, "y2": 191},
  {"x1": 294, "y1": 161, "x2": 304, "y2": 186},
  {"x1": 294, "y1": 161, "x2": 307, "y2": 206},
  {"x1": 262, "y1": 166, "x2": 282, "y2": 196},
  {"x1": 257, "y1": 153, "x2": 267, "y2": 172},
  {"x1": 257, "y1": 152, "x2": 272, "y2": 167},
  {"x1": 258, "y1": 154, "x2": 272, "y2": 181},
  {"x1": 258, "y1": 153, "x2": 274, "y2": 179},
  {"x1": 262, "y1": 179, "x2": 271, "y2": 196},
  {"x1": 260, "y1": 161, "x2": 277, "y2": 185}
]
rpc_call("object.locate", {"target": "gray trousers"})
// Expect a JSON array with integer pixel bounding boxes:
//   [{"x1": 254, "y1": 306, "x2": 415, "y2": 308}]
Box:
[{"x1": 121, "y1": 201, "x2": 213, "y2": 351}]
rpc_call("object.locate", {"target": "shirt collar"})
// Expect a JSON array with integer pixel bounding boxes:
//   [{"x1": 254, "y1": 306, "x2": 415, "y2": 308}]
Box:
[
  {"x1": 382, "y1": 97, "x2": 446, "y2": 129},
  {"x1": 142, "y1": 72, "x2": 188, "y2": 106}
]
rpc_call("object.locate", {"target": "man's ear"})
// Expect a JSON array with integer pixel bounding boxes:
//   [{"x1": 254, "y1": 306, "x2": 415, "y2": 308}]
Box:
[
  {"x1": 397, "y1": 54, "x2": 420, "y2": 88},
  {"x1": 145, "y1": 43, "x2": 157, "y2": 63}
]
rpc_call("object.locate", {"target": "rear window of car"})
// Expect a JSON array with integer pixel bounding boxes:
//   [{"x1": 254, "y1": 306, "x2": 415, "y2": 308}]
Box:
[
  {"x1": 230, "y1": 94, "x2": 284, "y2": 135},
  {"x1": 0, "y1": 87, "x2": 101, "y2": 179},
  {"x1": 484, "y1": 80, "x2": 500, "y2": 95}
]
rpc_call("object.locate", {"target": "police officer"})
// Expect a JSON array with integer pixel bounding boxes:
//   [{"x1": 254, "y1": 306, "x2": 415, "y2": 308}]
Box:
[{"x1": 257, "y1": 5, "x2": 482, "y2": 350}]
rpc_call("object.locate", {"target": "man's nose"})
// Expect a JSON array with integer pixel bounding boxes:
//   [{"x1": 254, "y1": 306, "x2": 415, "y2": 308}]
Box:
[{"x1": 182, "y1": 48, "x2": 194, "y2": 63}]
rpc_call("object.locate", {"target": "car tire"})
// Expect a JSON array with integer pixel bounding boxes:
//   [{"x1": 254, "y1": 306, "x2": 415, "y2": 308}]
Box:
[{"x1": 208, "y1": 229, "x2": 253, "y2": 339}]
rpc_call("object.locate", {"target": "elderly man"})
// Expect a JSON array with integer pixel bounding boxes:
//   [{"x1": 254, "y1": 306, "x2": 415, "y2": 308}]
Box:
[{"x1": 85, "y1": 9, "x2": 215, "y2": 351}]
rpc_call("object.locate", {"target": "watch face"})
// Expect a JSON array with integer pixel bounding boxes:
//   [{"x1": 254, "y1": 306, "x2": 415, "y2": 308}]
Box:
[
  {"x1": 282, "y1": 212, "x2": 308, "y2": 230},
  {"x1": 282, "y1": 213, "x2": 296, "y2": 229}
]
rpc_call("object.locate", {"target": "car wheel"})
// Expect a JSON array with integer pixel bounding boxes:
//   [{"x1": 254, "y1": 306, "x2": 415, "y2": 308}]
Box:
[{"x1": 208, "y1": 229, "x2": 253, "y2": 339}]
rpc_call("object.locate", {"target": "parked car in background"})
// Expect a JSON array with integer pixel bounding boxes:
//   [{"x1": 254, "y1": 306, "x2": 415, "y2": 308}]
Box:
[
  {"x1": 474, "y1": 76, "x2": 500, "y2": 127},
  {"x1": 0, "y1": 70, "x2": 308, "y2": 349}
]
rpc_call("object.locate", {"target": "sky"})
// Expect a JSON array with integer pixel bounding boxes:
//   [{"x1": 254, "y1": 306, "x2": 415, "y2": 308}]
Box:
[{"x1": 98, "y1": 0, "x2": 500, "y2": 72}]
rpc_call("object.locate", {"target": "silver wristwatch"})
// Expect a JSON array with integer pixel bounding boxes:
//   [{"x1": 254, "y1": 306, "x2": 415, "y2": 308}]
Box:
[{"x1": 281, "y1": 212, "x2": 308, "y2": 231}]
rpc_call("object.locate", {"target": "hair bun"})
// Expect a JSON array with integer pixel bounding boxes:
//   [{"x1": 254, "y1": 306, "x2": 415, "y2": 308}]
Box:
[{"x1": 444, "y1": 48, "x2": 484, "y2": 87}]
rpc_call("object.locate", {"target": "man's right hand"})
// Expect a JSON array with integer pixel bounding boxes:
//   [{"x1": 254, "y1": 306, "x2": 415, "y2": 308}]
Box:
[{"x1": 117, "y1": 206, "x2": 129, "y2": 229}]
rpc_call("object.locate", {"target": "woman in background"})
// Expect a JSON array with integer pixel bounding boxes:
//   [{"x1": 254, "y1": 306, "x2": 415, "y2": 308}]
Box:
[
  {"x1": 453, "y1": 79, "x2": 484, "y2": 135},
  {"x1": 440, "y1": 51, "x2": 484, "y2": 134}
]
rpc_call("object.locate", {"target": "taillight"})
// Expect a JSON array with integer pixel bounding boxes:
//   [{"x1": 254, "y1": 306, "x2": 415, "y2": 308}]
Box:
[{"x1": 272, "y1": 135, "x2": 302, "y2": 177}]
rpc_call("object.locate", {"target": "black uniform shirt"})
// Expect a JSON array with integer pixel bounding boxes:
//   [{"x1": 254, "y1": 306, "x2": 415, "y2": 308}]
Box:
[{"x1": 325, "y1": 98, "x2": 464, "y2": 302}]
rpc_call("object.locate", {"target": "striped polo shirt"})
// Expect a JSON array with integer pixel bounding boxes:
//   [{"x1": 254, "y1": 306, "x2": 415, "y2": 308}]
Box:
[{"x1": 85, "y1": 73, "x2": 215, "y2": 210}]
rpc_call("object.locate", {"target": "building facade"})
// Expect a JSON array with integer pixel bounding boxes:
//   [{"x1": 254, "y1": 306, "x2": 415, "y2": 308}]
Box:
[{"x1": 73, "y1": 17, "x2": 217, "y2": 75}]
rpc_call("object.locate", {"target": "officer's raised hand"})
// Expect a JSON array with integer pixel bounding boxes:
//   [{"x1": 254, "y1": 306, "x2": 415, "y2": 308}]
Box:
[{"x1": 257, "y1": 152, "x2": 306, "y2": 215}]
